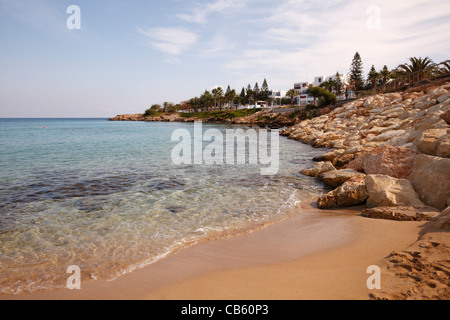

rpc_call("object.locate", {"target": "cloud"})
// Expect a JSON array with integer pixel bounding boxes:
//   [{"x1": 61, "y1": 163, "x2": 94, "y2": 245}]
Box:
[
  {"x1": 137, "y1": 27, "x2": 198, "y2": 55},
  {"x1": 176, "y1": 0, "x2": 245, "y2": 24},
  {"x1": 225, "y1": 0, "x2": 450, "y2": 89}
]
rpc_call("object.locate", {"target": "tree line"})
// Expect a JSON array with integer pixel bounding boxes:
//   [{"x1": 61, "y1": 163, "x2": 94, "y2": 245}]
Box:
[{"x1": 144, "y1": 54, "x2": 449, "y2": 116}]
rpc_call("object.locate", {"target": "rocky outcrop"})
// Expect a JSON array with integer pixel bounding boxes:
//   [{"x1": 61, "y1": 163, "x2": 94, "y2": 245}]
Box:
[
  {"x1": 318, "y1": 177, "x2": 368, "y2": 209},
  {"x1": 319, "y1": 169, "x2": 366, "y2": 189},
  {"x1": 109, "y1": 110, "x2": 298, "y2": 128},
  {"x1": 109, "y1": 114, "x2": 146, "y2": 121},
  {"x1": 409, "y1": 154, "x2": 450, "y2": 211},
  {"x1": 361, "y1": 206, "x2": 441, "y2": 221},
  {"x1": 365, "y1": 174, "x2": 425, "y2": 208},
  {"x1": 282, "y1": 81, "x2": 450, "y2": 215}
]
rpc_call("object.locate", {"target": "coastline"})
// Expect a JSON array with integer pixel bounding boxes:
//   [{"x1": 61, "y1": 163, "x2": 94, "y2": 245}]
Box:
[
  {"x1": 1, "y1": 203, "x2": 430, "y2": 300},
  {"x1": 3, "y1": 81, "x2": 449, "y2": 300}
]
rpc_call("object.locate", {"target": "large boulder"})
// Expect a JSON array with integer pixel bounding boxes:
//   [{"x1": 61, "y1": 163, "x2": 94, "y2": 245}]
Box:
[
  {"x1": 318, "y1": 177, "x2": 368, "y2": 209},
  {"x1": 361, "y1": 206, "x2": 441, "y2": 221},
  {"x1": 346, "y1": 145, "x2": 419, "y2": 179},
  {"x1": 319, "y1": 169, "x2": 366, "y2": 189},
  {"x1": 365, "y1": 174, "x2": 425, "y2": 208},
  {"x1": 301, "y1": 161, "x2": 336, "y2": 177},
  {"x1": 409, "y1": 154, "x2": 450, "y2": 210},
  {"x1": 414, "y1": 129, "x2": 448, "y2": 156}
]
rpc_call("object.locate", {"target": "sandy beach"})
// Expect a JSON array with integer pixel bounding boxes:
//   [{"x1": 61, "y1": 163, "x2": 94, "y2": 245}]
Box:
[{"x1": 4, "y1": 202, "x2": 443, "y2": 301}]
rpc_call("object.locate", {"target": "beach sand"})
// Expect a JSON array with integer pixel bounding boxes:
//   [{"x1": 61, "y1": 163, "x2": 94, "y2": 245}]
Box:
[{"x1": 4, "y1": 202, "x2": 445, "y2": 300}]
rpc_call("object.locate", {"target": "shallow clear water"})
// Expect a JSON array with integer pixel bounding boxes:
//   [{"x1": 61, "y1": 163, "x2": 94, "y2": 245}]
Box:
[{"x1": 0, "y1": 119, "x2": 325, "y2": 295}]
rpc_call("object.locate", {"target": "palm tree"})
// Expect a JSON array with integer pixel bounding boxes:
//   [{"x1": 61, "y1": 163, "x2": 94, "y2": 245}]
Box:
[
  {"x1": 229, "y1": 89, "x2": 236, "y2": 109},
  {"x1": 163, "y1": 102, "x2": 170, "y2": 113},
  {"x1": 320, "y1": 79, "x2": 336, "y2": 94},
  {"x1": 286, "y1": 89, "x2": 298, "y2": 106},
  {"x1": 212, "y1": 87, "x2": 224, "y2": 110},
  {"x1": 397, "y1": 57, "x2": 435, "y2": 81},
  {"x1": 437, "y1": 61, "x2": 450, "y2": 75}
]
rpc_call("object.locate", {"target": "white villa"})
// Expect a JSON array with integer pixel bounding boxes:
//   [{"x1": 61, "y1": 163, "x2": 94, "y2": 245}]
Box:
[
  {"x1": 294, "y1": 73, "x2": 352, "y2": 105},
  {"x1": 268, "y1": 90, "x2": 287, "y2": 106}
]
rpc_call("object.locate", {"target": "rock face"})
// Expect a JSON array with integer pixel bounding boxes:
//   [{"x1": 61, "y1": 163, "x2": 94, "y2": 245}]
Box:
[
  {"x1": 301, "y1": 162, "x2": 336, "y2": 177},
  {"x1": 109, "y1": 111, "x2": 297, "y2": 128},
  {"x1": 319, "y1": 169, "x2": 366, "y2": 189},
  {"x1": 365, "y1": 174, "x2": 424, "y2": 208},
  {"x1": 409, "y1": 154, "x2": 450, "y2": 211},
  {"x1": 346, "y1": 145, "x2": 419, "y2": 179},
  {"x1": 361, "y1": 206, "x2": 441, "y2": 221},
  {"x1": 281, "y1": 81, "x2": 450, "y2": 213},
  {"x1": 318, "y1": 177, "x2": 368, "y2": 209}
]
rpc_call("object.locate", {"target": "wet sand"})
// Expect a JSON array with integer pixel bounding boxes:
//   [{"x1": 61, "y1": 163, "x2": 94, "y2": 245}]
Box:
[{"x1": 2, "y1": 204, "x2": 427, "y2": 300}]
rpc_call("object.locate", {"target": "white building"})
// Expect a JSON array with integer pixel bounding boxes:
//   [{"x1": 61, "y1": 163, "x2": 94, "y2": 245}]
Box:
[
  {"x1": 294, "y1": 82, "x2": 314, "y2": 106},
  {"x1": 293, "y1": 73, "x2": 352, "y2": 105},
  {"x1": 268, "y1": 90, "x2": 287, "y2": 106}
]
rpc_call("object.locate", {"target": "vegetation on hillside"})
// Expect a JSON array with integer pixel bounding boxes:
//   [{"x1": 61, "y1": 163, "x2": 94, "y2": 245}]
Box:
[{"x1": 142, "y1": 53, "x2": 448, "y2": 116}]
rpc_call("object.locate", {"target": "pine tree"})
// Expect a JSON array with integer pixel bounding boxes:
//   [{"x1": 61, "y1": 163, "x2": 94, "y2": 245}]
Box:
[
  {"x1": 334, "y1": 72, "x2": 343, "y2": 96},
  {"x1": 261, "y1": 78, "x2": 269, "y2": 101},
  {"x1": 367, "y1": 65, "x2": 380, "y2": 91},
  {"x1": 350, "y1": 52, "x2": 364, "y2": 92},
  {"x1": 240, "y1": 87, "x2": 246, "y2": 106},
  {"x1": 240, "y1": 87, "x2": 246, "y2": 98},
  {"x1": 379, "y1": 65, "x2": 391, "y2": 92},
  {"x1": 253, "y1": 82, "x2": 260, "y2": 100}
]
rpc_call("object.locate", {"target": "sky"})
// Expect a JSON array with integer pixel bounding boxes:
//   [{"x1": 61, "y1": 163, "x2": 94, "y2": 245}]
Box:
[{"x1": 0, "y1": 0, "x2": 449, "y2": 118}]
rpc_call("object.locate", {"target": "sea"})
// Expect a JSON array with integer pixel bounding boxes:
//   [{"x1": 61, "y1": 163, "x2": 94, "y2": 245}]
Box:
[{"x1": 0, "y1": 118, "x2": 325, "y2": 295}]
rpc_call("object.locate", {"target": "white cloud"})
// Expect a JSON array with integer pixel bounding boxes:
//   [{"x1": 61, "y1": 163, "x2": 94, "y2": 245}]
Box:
[
  {"x1": 137, "y1": 27, "x2": 198, "y2": 55},
  {"x1": 225, "y1": 0, "x2": 450, "y2": 89},
  {"x1": 176, "y1": 0, "x2": 245, "y2": 24}
]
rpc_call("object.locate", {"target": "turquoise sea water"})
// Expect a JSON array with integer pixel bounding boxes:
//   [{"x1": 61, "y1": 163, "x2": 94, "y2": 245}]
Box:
[{"x1": 0, "y1": 119, "x2": 325, "y2": 295}]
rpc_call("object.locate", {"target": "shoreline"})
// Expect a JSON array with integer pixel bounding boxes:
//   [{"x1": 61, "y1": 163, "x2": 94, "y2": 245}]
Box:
[{"x1": 1, "y1": 203, "x2": 428, "y2": 300}]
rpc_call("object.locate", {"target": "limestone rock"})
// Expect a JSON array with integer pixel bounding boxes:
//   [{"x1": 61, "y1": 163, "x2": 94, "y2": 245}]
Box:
[
  {"x1": 414, "y1": 129, "x2": 448, "y2": 156},
  {"x1": 301, "y1": 162, "x2": 336, "y2": 177},
  {"x1": 409, "y1": 154, "x2": 450, "y2": 210},
  {"x1": 361, "y1": 206, "x2": 441, "y2": 221},
  {"x1": 313, "y1": 150, "x2": 343, "y2": 162},
  {"x1": 346, "y1": 145, "x2": 419, "y2": 179},
  {"x1": 334, "y1": 153, "x2": 357, "y2": 168},
  {"x1": 365, "y1": 174, "x2": 425, "y2": 208},
  {"x1": 319, "y1": 169, "x2": 366, "y2": 189},
  {"x1": 370, "y1": 130, "x2": 406, "y2": 142},
  {"x1": 318, "y1": 177, "x2": 368, "y2": 209}
]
